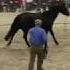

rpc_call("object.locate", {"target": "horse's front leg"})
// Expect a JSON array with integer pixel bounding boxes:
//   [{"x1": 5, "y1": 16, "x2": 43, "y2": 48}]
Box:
[
  {"x1": 49, "y1": 29, "x2": 59, "y2": 45},
  {"x1": 6, "y1": 36, "x2": 13, "y2": 46},
  {"x1": 23, "y1": 33, "x2": 31, "y2": 47}
]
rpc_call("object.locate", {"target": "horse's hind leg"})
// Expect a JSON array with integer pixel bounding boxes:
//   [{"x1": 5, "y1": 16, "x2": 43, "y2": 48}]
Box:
[
  {"x1": 23, "y1": 33, "x2": 30, "y2": 47},
  {"x1": 5, "y1": 28, "x2": 14, "y2": 41},
  {"x1": 50, "y1": 29, "x2": 59, "y2": 45},
  {"x1": 4, "y1": 22, "x2": 20, "y2": 46}
]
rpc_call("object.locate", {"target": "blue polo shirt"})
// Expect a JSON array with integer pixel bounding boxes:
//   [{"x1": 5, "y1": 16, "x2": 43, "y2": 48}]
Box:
[{"x1": 27, "y1": 26, "x2": 47, "y2": 47}]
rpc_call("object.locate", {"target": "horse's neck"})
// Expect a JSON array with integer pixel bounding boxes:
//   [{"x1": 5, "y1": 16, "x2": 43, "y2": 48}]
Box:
[{"x1": 43, "y1": 8, "x2": 59, "y2": 21}]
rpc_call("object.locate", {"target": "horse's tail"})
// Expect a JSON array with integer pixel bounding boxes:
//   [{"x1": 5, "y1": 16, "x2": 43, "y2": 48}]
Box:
[{"x1": 4, "y1": 16, "x2": 20, "y2": 46}]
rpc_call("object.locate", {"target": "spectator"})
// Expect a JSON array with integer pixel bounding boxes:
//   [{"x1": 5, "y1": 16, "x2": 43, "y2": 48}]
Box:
[{"x1": 27, "y1": 19, "x2": 48, "y2": 70}]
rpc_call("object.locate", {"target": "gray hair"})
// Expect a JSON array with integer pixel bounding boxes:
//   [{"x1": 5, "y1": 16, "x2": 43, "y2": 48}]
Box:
[{"x1": 35, "y1": 19, "x2": 42, "y2": 25}]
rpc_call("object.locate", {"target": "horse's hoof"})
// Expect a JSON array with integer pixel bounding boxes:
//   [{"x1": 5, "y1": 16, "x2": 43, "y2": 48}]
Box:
[
  {"x1": 4, "y1": 37, "x2": 8, "y2": 41},
  {"x1": 56, "y1": 42, "x2": 59, "y2": 45}
]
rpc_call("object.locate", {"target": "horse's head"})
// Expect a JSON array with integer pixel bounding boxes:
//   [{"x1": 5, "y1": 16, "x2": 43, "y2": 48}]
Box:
[
  {"x1": 49, "y1": 0, "x2": 69, "y2": 16},
  {"x1": 42, "y1": 2, "x2": 69, "y2": 17}
]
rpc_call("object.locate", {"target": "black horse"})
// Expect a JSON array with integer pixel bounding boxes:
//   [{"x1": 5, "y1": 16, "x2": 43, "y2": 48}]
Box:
[{"x1": 4, "y1": 3, "x2": 69, "y2": 47}]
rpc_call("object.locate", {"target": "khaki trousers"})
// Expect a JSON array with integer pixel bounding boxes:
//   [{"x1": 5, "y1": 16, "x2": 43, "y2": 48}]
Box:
[{"x1": 28, "y1": 47, "x2": 46, "y2": 70}]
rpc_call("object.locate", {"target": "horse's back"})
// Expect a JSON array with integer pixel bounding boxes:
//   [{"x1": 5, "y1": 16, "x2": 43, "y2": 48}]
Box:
[
  {"x1": 14, "y1": 12, "x2": 42, "y2": 25},
  {"x1": 13, "y1": 12, "x2": 42, "y2": 32},
  {"x1": 18, "y1": 12, "x2": 40, "y2": 19}
]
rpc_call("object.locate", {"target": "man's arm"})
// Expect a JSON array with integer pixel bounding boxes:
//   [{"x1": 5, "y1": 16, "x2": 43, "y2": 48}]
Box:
[{"x1": 44, "y1": 42, "x2": 48, "y2": 54}]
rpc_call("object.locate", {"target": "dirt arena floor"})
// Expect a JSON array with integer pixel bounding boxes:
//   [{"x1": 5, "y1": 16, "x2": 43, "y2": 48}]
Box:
[{"x1": 0, "y1": 13, "x2": 70, "y2": 70}]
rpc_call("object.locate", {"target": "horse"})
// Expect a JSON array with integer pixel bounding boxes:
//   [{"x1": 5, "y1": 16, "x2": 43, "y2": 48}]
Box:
[{"x1": 4, "y1": 3, "x2": 69, "y2": 47}]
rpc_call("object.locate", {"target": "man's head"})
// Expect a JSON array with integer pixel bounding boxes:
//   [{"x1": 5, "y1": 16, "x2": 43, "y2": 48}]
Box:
[{"x1": 35, "y1": 19, "x2": 42, "y2": 26}]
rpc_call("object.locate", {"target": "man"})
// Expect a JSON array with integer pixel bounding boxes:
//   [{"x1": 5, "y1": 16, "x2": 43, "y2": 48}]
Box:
[{"x1": 27, "y1": 19, "x2": 48, "y2": 70}]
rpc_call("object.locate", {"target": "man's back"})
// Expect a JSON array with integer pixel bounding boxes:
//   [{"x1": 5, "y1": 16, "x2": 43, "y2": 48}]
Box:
[{"x1": 27, "y1": 26, "x2": 47, "y2": 47}]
